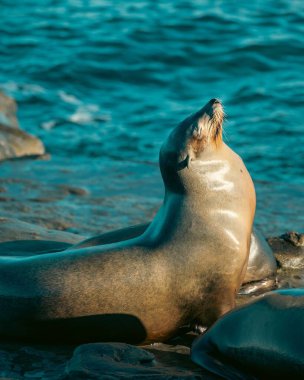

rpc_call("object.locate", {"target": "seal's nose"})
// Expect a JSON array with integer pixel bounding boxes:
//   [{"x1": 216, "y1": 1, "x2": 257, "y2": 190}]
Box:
[{"x1": 210, "y1": 98, "x2": 221, "y2": 105}]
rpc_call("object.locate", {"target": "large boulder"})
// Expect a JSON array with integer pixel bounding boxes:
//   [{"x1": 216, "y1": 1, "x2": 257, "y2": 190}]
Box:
[{"x1": 0, "y1": 90, "x2": 45, "y2": 160}]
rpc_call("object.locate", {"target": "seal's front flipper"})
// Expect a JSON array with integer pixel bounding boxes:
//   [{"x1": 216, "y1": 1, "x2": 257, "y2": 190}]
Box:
[
  {"x1": 191, "y1": 339, "x2": 257, "y2": 380},
  {"x1": 0, "y1": 240, "x2": 71, "y2": 257},
  {"x1": 71, "y1": 223, "x2": 150, "y2": 250}
]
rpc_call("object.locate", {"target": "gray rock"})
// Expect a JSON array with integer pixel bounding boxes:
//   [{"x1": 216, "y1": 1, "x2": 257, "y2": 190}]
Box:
[
  {"x1": 0, "y1": 340, "x2": 206, "y2": 380},
  {"x1": 268, "y1": 231, "x2": 304, "y2": 269},
  {"x1": 0, "y1": 91, "x2": 45, "y2": 161},
  {"x1": 65, "y1": 343, "x2": 202, "y2": 379},
  {"x1": 0, "y1": 217, "x2": 84, "y2": 245},
  {"x1": 281, "y1": 231, "x2": 304, "y2": 247}
]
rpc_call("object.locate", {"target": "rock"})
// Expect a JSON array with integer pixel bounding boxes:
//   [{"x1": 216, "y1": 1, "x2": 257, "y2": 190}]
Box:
[
  {"x1": 0, "y1": 340, "x2": 205, "y2": 380},
  {"x1": 281, "y1": 231, "x2": 304, "y2": 247},
  {"x1": 267, "y1": 231, "x2": 304, "y2": 269},
  {"x1": 0, "y1": 342, "x2": 73, "y2": 380},
  {"x1": 65, "y1": 343, "x2": 203, "y2": 379},
  {"x1": 276, "y1": 269, "x2": 304, "y2": 289},
  {"x1": 0, "y1": 91, "x2": 19, "y2": 128},
  {"x1": 0, "y1": 217, "x2": 84, "y2": 245},
  {"x1": 0, "y1": 91, "x2": 45, "y2": 161},
  {"x1": 65, "y1": 343, "x2": 155, "y2": 379}
]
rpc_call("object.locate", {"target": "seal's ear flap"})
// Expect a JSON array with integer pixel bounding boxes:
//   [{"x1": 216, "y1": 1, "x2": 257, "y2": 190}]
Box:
[{"x1": 177, "y1": 154, "x2": 191, "y2": 171}]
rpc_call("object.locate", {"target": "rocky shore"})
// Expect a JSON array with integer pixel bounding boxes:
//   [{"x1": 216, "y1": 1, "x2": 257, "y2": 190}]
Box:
[{"x1": 0, "y1": 91, "x2": 303, "y2": 379}]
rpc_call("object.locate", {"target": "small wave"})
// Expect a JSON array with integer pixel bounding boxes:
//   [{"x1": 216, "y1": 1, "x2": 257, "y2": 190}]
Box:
[
  {"x1": 0, "y1": 81, "x2": 46, "y2": 96},
  {"x1": 69, "y1": 107, "x2": 95, "y2": 124},
  {"x1": 41, "y1": 120, "x2": 59, "y2": 130},
  {"x1": 58, "y1": 90, "x2": 81, "y2": 105},
  {"x1": 41, "y1": 107, "x2": 110, "y2": 130},
  {"x1": 69, "y1": 106, "x2": 110, "y2": 125}
]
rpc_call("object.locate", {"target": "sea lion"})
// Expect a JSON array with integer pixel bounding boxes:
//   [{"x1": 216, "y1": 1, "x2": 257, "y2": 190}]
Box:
[
  {"x1": 0, "y1": 98, "x2": 255, "y2": 344},
  {"x1": 191, "y1": 288, "x2": 304, "y2": 379},
  {"x1": 72, "y1": 224, "x2": 277, "y2": 292},
  {"x1": 0, "y1": 222, "x2": 276, "y2": 293}
]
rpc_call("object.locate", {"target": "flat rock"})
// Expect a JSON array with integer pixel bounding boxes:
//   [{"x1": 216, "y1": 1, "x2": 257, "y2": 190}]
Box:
[
  {"x1": 64, "y1": 342, "x2": 203, "y2": 379},
  {"x1": 267, "y1": 231, "x2": 304, "y2": 269},
  {"x1": 0, "y1": 217, "x2": 84, "y2": 245},
  {"x1": 0, "y1": 91, "x2": 45, "y2": 161}
]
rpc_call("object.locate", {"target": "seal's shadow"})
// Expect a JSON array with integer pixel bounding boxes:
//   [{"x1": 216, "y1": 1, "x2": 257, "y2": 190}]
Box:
[{"x1": 31, "y1": 314, "x2": 147, "y2": 344}]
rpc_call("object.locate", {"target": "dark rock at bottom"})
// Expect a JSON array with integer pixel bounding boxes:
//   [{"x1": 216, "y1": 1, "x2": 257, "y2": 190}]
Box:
[
  {"x1": 0, "y1": 340, "x2": 207, "y2": 380},
  {"x1": 65, "y1": 342, "x2": 205, "y2": 379}
]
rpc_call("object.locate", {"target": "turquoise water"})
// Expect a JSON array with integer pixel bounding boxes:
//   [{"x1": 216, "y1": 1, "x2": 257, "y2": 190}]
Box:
[{"x1": 0, "y1": 0, "x2": 303, "y2": 234}]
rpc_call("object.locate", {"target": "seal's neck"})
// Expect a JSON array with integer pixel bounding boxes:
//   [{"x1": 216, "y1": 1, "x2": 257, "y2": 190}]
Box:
[
  {"x1": 143, "y1": 191, "x2": 210, "y2": 245},
  {"x1": 143, "y1": 143, "x2": 255, "y2": 248}
]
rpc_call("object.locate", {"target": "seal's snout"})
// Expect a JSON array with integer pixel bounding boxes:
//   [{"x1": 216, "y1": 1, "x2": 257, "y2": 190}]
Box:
[
  {"x1": 198, "y1": 98, "x2": 223, "y2": 119},
  {"x1": 198, "y1": 97, "x2": 224, "y2": 126},
  {"x1": 189, "y1": 98, "x2": 224, "y2": 148},
  {"x1": 163, "y1": 98, "x2": 225, "y2": 169},
  {"x1": 210, "y1": 98, "x2": 221, "y2": 105},
  {"x1": 208, "y1": 98, "x2": 223, "y2": 114}
]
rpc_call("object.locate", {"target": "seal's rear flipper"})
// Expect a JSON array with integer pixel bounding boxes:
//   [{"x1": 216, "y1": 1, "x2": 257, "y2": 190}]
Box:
[
  {"x1": 0, "y1": 240, "x2": 72, "y2": 257},
  {"x1": 191, "y1": 340, "x2": 257, "y2": 380}
]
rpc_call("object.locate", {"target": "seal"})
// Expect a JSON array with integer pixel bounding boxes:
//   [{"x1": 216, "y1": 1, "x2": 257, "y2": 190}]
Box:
[
  {"x1": 191, "y1": 288, "x2": 304, "y2": 379},
  {"x1": 0, "y1": 221, "x2": 276, "y2": 294},
  {"x1": 72, "y1": 225, "x2": 277, "y2": 292},
  {"x1": 0, "y1": 98, "x2": 255, "y2": 344}
]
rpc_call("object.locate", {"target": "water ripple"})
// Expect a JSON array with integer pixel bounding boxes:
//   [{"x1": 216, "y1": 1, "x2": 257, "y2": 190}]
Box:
[{"x1": 0, "y1": 0, "x2": 303, "y2": 234}]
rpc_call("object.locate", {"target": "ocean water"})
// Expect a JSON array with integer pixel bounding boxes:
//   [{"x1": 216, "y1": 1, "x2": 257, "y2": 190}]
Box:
[{"x1": 0, "y1": 0, "x2": 303, "y2": 235}]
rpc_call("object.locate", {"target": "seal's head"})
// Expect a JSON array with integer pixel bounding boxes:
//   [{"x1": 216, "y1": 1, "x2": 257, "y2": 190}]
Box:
[{"x1": 160, "y1": 98, "x2": 225, "y2": 193}]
